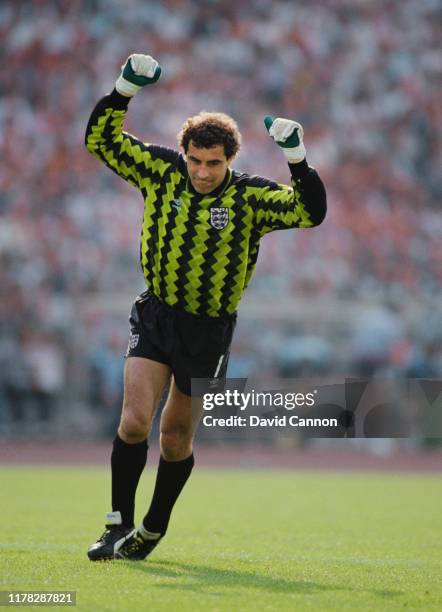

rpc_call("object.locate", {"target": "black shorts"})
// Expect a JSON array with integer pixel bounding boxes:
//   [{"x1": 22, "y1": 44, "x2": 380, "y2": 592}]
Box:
[{"x1": 125, "y1": 290, "x2": 237, "y2": 396}]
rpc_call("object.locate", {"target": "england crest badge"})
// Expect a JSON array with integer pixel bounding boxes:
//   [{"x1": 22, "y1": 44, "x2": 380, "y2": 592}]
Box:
[{"x1": 210, "y1": 207, "x2": 229, "y2": 230}]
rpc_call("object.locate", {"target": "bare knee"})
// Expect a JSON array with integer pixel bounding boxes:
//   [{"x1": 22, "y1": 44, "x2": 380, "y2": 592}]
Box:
[
  {"x1": 118, "y1": 410, "x2": 152, "y2": 444},
  {"x1": 160, "y1": 429, "x2": 192, "y2": 461},
  {"x1": 119, "y1": 357, "x2": 171, "y2": 444}
]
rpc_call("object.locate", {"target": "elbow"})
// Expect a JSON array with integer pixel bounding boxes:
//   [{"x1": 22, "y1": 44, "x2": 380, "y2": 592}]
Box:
[
  {"x1": 311, "y1": 181, "x2": 327, "y2": 227},
  {"x1": 84, "y1": 134, "x2": 97, "y2": 157},
  {"x1": 313, "y1": 200, "x2": 327, "y2": 226},
  {"x1": 84, "y1": 115, "x2": 98, "y2": 153},
  {"x1": 296, "y1": 171, "x2": 327, "y2": 228},
  {"x1": 84, "y1": 130, "x2": 93, "y2": 152}
]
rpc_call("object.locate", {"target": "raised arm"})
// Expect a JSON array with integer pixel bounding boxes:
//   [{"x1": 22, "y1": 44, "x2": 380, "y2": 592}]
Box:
[
  {"x1": 85, "y1": 54, "x2": 180, "y2": 189},
  {"x1": 252, "y1": 117, "x2": 327, "y2": 235}
]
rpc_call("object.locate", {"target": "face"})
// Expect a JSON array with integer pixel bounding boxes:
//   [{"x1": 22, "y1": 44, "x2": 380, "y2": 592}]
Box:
[{"x1": 186, "y1": 141, "x2": 232, "y2": 194}]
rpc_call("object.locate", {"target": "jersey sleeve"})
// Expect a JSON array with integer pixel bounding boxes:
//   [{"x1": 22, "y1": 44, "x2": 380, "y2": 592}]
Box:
[
  {"x1": 85, "y1": 89, "x2": 183, "y2": 190},
  {"x1": 250, "y1": 160, "x2": 327, "y2": 235}
]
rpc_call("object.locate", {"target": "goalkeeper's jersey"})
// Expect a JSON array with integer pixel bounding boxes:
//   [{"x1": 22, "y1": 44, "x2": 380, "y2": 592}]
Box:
[{"x1": 85, "y1": 90, "x2": 327, "y2": 317}]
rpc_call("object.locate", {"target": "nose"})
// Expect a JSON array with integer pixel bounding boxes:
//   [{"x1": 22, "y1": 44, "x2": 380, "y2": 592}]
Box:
[{"x1": 196, "y1": 166, "x2": 209, "y2": 179}]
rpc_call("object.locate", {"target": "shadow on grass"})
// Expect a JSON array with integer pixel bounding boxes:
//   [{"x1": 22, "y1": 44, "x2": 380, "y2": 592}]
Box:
[{"x1": 123, "y1": 559, "x2": 401, "y2": 599}]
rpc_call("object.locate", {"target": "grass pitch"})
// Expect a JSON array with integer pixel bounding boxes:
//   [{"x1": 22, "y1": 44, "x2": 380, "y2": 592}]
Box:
[{"x1": 1, "y1": 465, "x2": 441, "y2": 611}]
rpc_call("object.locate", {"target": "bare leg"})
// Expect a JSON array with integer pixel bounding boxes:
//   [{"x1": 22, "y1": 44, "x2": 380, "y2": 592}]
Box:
[
  {"x1": 111, "y1": 357, "x2": 171, "y2": 527},
  {"x1": 159, "y1": 378, "x2": 204, "y2": 460},
  {"x1": 118, "y1": 357, "x2": 172, "y2": 443},
  {"x1": 141, "y1": 378, "x2": 205, "y2": 536}
]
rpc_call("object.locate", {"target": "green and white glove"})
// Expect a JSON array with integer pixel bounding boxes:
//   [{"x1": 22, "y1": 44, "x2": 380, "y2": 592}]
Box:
[
  {"x1": 264, "y1": 116, "x2": 306, "y2": 163},
  {"x1": 115, "y1": 54, "x2": 161, "y2": 97}
]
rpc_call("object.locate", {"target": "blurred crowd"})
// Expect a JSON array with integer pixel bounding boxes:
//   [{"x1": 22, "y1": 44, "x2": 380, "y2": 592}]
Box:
[{"x1": 0, "y1": 0, "x2": 440, "y2": 437}]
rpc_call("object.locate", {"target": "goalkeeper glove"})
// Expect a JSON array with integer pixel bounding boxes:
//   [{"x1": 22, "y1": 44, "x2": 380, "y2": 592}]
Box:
[
  {"x1": 115, "y1": 54, "x2": 161, "y2": 97},
  {"x1": 264, "y1": 116, "x2": 306, "y2": 163}
]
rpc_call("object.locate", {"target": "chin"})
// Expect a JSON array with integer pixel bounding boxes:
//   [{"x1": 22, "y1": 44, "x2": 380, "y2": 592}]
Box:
[{"x1": 194, "y1": 182, "x2": 213, "y2": 193}]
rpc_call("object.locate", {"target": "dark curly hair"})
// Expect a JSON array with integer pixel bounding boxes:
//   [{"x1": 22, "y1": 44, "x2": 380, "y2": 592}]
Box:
[{"x1": 178, "y1": 111, "x2": 241, "y2": 159}]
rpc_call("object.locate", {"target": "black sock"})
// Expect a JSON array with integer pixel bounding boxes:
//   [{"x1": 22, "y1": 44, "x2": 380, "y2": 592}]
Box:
[
  {"x1": 111, "y1": 435, "x2": 148, "y2": 528},
  {"x1": 143, "y1": 453, "x2": 194, "y2": 536}
]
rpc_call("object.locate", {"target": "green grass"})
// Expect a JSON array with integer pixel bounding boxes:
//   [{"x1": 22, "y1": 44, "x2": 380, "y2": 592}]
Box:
[{"x1": 1, "y1": 466, "x2": 441, "y2": 611}]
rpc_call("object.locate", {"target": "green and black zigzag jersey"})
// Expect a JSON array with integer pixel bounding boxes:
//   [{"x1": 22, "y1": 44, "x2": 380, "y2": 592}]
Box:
[{"x1": 85, "y1": 90, "x2": 327, "y2": 317}]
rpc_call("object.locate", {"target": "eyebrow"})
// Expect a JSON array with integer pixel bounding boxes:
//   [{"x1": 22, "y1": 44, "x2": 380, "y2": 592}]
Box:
[{"x1": 188, "y1": 155, "x2": 223, "y2": 163}]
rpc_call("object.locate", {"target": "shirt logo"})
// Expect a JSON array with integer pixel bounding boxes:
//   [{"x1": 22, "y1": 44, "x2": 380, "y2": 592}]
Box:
[
  {"x1": 210, "y1": 207, "x2": 229, "y2": 230},
  {"x1": 128, "y1": 333, "x2": 139, "y2": 350}
]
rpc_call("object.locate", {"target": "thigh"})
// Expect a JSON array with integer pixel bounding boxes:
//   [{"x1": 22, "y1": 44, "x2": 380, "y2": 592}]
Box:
[
  {"x1": 122, "y1": 357, "x2": 172, "y2": 428},
  {"x1": 159, "y1": 377, "x2": 204, "y2": 438}
]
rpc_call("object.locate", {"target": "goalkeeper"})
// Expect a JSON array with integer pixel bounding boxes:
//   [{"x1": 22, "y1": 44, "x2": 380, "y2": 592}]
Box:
[{"x1": 85, "y1": 54, "x2": 327, "y2": 561}]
